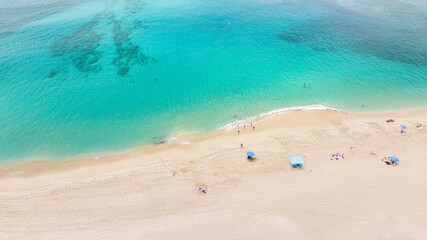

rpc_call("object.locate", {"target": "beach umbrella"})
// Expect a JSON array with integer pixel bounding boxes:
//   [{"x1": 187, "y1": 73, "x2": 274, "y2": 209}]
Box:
[
  {"x1": 288, "y1": 156, "x2": 305, "y2": 165},
  {"x1": 400, "y1": 125, "x2": 407, "y2": 129},
  {"x1": 247, "y1": 151, "x2": 255, "y2": 157},
  {"x1": 389, "y1": 156, "x2": 399, "y2": 162}
]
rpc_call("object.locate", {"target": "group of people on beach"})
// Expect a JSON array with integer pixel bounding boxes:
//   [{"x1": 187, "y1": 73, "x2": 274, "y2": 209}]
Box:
[
  {"x1": 382, "y1": 157, "x2": 399, "y2": 166},
  {"x1": 237, "y1": 121, "x2": 255, "y2": 135},
  {"x1": 331, "y1": 153, "x2": 345, "y2": 160},
  {"x1": 400, "y1": 124, "x2": 423, "y2": 135}
]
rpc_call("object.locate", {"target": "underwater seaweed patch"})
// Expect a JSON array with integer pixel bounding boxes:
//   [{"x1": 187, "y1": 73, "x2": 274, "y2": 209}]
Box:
[
  {"x1": 49, "y1": 0, "x2": 152, "y2": 77},
  {"x1": 111, "y1": 17, "x2": 148, "y2": 76},
  {"x1": 51, "y1": 15, "x2": 103, "y2": 74}
]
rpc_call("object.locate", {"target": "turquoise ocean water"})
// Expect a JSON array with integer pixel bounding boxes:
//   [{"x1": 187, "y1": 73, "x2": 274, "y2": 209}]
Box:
[{"x1": 0, "y1": 0, "x2": 426, "y2": 161}]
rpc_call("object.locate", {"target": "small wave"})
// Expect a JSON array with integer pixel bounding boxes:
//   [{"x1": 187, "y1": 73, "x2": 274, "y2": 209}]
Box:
[
  {"x1": 167, "y1": 137, "x2": 190, "y2": 145},
  {"x1": 221, "y1": 104, "x2": 338, "y2": 131},
  {"x1": 9, "y1": 170, "x2": 26, "y2": 176}
]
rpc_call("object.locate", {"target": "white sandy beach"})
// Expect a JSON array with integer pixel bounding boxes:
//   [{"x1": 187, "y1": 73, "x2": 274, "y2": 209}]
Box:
[{"x1": 1, "y1": 108, "x2": 426, "y2": 239}]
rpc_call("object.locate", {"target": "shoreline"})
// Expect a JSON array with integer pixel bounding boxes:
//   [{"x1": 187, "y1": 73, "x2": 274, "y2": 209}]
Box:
[
  {"x1": 1, "y1": 104, "x2": 335, "y2": 166},
  {"x1": 1, "y1": 105, "x2": 426, "y2": 174}
]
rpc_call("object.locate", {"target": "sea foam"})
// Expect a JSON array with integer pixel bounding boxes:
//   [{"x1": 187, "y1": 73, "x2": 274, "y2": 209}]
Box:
[{"x1": 221, "y1": 105, "x2": 338, "y2": 131}]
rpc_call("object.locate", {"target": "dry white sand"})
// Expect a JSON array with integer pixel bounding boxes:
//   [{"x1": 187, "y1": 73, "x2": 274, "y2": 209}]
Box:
[{"x1": 1, "y1": 109, "x2": 426, "y2": 239}]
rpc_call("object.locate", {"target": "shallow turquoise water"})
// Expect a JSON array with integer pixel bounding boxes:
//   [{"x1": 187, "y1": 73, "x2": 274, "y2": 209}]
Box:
[{"x1": 0, "y1": 0, "x2": 426, "y2": 161}]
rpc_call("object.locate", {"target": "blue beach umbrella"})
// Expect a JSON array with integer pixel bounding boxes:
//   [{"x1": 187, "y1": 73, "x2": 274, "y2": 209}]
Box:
[
  {"x1": 389, "y1": 156, "x2": 399, "y2": 162},
  {"x1": 247, "y1": 151, "x2": 255, "y2": 157},
  {"x1": 288, "y1": 156, "x2": 305, "y2": 165},
  {"x1": 400, "y1": 125, "x2": 407, "y2": 129}
]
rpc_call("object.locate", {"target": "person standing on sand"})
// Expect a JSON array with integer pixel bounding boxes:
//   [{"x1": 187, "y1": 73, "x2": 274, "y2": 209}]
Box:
[
  {"x1": 240, "y1": 143, "x2": 243, "y2": 148},
  {"x1": 244, "y1": 124, "x2": 246, "y2": 130},
  {"x1": 252, "y1": 126, "x2": 255, "y2": 131},
  {"x1": 238, "y1": 128, "x2": 240, "y2": 134}
]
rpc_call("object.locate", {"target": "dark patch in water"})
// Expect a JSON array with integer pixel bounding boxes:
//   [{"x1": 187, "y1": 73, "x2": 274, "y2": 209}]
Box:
[
  {"x1": 278, "y1": 33, "x2": 306, "y2": 43},
  {"x1": 49, "y1": 0, "x2": 151, "y2": 77},
  {"x1": 48, "y1": 70, "x2": 58, "y2": 78},
  {"x1": 0, "y1": 31, "x2": 12, "y2": 39},
  {"x1": 133, "y1": 20, "x2": 149, "y2": 31},
  {"x1": 151, "y1": 136, "x2": 167, "y2": 145},
  {"x1": 111, "y1": 16, "x2": 148, "y2": 76},
  {"x1": 51, "y1": 14, "x2": 103, "y2": 73},
  {"x1": 311, "y1": 45, "x2": 330, "y2": 52},
  {"x1": 278, "y1": 28, "x2": 336, "y2": 53},
  {"x1": 278, "y1": 13, "x2": 427, "y2": 66},
  {"x1": 155, "y1": 140, "x2": 167, "y2": 145}
]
